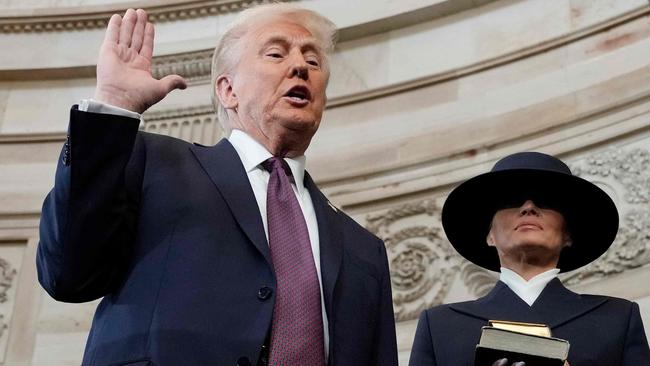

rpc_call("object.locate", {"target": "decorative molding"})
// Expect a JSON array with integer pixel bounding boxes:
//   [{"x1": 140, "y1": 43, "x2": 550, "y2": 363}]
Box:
[
  {"x1": 562, "y1": 147, "x2": 650, "y2": 285},
  {"x1": 329, "y1": 6, "x2": 650, "y2": 108},
  {"x1": 127, "y1": 5, "x2": 650, "y2": 97},
  {"x1": 146, "y1": 5, "x2": 650, "y2": 105},
  {"x1": 141, "y1": 104, "x2": 222, "y2": 145},
  {"x1": 0, "y1": 0, "x2": 493, "y2": 36},
  {"x1": 0, "y1": 257, "x2": 17, "y2": 346},
  {"x1": 143, "y1": 104, "x2": 214, "y2": 121},
  {"x1": 0, "y1": 132, "x2": 66, "y2": 143},
  {"x1": 459, "y1": 262, "x2": 497, "y2": 298},
  {"x1": 366, "y1": 199, "x2": 464, "y2": 321},
  {"x1": 0, "y1": 258, "x2": 16, "y2": 304},
  {"x1": 152, "y1": 49, "x2": 214, "y2": 85},
  {"x1": 0, "y1": 0, "x2": 292, "y2": 34},
  {"x1": 365, "y1": 199, "x2": 439, "y2": 235},
  {"x1": 2, "y1": 3, "x2": 647, "y2": 99}
]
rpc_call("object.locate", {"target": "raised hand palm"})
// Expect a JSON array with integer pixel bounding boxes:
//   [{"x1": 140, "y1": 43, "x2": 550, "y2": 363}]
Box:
[{"x1": 94, "y1": 9, "x2": 186, "y2": 114}]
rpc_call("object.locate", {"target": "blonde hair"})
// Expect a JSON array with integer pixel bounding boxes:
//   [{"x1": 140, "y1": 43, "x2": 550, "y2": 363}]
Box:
[{"x1": 210, "y1": 3, "x2": 338, "y2": 136}]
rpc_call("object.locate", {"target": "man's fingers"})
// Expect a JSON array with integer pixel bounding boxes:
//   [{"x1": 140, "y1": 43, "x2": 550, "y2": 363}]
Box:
[
  {"x1": 492, "y1": 359, "x2": 508, "y2": 366},
  {"x1": 131, "y1": 9, "x2": 147, "y2": 52},
  {"x1": 160, "y1": 75, "x2": 188, "y2": 93},
  {"x1": 118, "y1": 8, "x2": 137, "y2": 46},
  {"x1": 140, "y1": 22, "x2": 155, "y2": 60},
  {"x1": 104, "y1": 14, "x2": 122, "y2": 44}
]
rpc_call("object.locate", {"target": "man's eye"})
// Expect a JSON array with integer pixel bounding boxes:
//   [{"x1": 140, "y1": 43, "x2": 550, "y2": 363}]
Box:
[
  {"x1": 267, "y1": 52, "x2": 283, "y2": 58},
  {"x1": 307, "y1": 60, "x2": 320, "y2": 67}
]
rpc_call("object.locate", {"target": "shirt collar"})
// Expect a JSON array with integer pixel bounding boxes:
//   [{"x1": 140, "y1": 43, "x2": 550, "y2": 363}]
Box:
[
  {"x1": 499, "y1": 267, "x2": 560, "y2": 306},
  {"x1": 228, "y1": 129, "x2": 307, "y2": 195}
]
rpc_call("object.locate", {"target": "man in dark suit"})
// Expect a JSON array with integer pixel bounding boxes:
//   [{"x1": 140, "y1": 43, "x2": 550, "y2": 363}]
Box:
[
  {"x1": 409, "y1": 152, "x2": 650, "y2": 366},
  {"x1": 37, "y1": 5, "x2": 397, "y2": 366}
]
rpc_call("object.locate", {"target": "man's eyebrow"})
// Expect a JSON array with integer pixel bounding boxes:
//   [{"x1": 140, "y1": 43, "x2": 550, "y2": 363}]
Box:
[{"x1": 260, "y1": 34, "x2": 322, "y2": 53}]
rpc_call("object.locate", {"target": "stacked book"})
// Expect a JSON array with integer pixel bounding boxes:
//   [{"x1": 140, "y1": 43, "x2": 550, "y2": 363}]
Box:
[{"x1": 475, "y1": 320, "x2": 569, "y2": 366}]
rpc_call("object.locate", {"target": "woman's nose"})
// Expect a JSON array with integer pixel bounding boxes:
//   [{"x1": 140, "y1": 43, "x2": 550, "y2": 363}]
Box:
[{"x1": 519, "y1": 200, "x2": 540, "y2": 216}]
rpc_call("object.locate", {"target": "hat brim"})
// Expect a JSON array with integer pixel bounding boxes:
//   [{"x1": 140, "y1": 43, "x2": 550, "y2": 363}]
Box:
[{"x1": 441, "y1": 169, "x2": 619, "y2": 272}]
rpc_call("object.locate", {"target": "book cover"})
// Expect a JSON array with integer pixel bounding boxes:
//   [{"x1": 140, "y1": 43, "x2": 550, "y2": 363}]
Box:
[{"x1": 474, "y1": 325, "x2": 569, "y2": 366}]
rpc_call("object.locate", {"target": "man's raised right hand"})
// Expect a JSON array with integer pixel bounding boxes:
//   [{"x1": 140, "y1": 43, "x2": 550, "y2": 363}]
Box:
[{"x1": 94, "y1": 9, "x2": 187, "y2": 114}]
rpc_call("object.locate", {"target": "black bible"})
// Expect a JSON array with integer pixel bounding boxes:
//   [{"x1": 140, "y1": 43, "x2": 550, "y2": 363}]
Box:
[{"x1": 474, "y1": 325, "x2": 569, "y2": 366}]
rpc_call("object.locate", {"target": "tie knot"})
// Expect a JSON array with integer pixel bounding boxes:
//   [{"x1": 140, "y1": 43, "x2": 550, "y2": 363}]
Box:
[{"x1": 261, "y1": 157, "x2": 294, "y2": 180}]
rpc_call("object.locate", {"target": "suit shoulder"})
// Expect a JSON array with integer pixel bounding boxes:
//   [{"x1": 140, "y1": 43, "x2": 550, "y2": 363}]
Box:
[
  {"x1": 424, "y1": 300, "x2": 473, "y2": 316},
  {"x1": 138, "y1": 130, "x2": 193, "y2": 150},
  {"x1": 335, "y1": 208, "x2": 383, "y2": 246},
  {"x1": 580, "y1": 293, "x2": 636, "y2": 309},
  {"x1": 418, "y1": 300, "x2": 484, "y2": 332}
]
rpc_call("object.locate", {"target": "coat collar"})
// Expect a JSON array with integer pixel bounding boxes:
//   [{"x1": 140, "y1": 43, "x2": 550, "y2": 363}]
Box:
[
  {"x1": 449, "y1": 278, "x2": 608, "y2": 330},
  {"x1": 189, "y1": 139, "x2": 271, "y2": 266}
]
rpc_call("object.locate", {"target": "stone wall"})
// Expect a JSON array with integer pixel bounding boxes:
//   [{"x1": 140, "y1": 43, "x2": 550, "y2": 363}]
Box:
[{"x1": 1, "y1": 0, "x2": 649, "y2": 364}]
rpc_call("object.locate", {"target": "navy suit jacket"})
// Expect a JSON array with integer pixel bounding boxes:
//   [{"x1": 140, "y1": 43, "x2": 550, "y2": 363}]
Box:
[
  {"x1": 37, "y1": 108, "x2": 398, "y2": 366},
  {"x1": 409, "y1": 278, "x2": 650, "y2": 365}
]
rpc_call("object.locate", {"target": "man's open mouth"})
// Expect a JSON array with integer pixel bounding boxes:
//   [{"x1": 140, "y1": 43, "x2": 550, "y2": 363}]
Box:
[{"x1": 284, "y1": 86, "x2": 312, "y2": 103}]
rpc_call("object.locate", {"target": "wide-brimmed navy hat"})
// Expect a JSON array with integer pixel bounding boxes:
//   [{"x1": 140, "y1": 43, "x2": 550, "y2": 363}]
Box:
[{"x1": 441, "y1": 152, "x2": 619, "y2": 272}]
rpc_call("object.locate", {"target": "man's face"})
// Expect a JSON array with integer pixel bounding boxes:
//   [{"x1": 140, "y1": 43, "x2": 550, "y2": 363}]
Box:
[
  {"x1": 223, "y1": 19, "x2": 328, "y2": 156},
  {"x1": 487, "y1": 200, "x2": 568, "y2": 263}
]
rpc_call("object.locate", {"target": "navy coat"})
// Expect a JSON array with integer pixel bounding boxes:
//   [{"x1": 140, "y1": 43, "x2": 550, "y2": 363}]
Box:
[
  {"x1": 409, "y1": 278, "x2": 650, "y2": 365},
  {"x1": 37, "y1": 108, "x2": 398, "y2": 366}
]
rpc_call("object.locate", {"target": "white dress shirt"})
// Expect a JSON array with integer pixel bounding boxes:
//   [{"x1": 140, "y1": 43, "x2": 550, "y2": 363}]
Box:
[
  {"x1": 499, "y1": 267, "x2": 560, "y2": 306},
  {"x1": 78, "y1": 99, "x2": 330, "y2": 357}
]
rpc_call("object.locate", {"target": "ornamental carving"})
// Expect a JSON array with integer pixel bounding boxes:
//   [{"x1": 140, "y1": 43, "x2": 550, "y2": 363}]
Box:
[
  {"x1": 563, "y1": 148, "x2": 650, "y2": 285},
  {"x1": 0, "y1": 258, "x2": 16, "y2": 305},
  {"x1": 152, "y1": 50, "x2": 213, "y2": 85},
  {"x1": 459, "y1": 262, "x2": 498, "y2": 298},
  {"x1": 366, "y1": 200, "x2": 464, "y2": 321},
  {"x1": 0, "y1": 258, "x2": 17, "y2": 342},
  {"x1": 141, "y1": 105, "x2": 223, "y2": 145},
  {"x1": 0, "y1": 0, "x2": 294, "y2": 34}
]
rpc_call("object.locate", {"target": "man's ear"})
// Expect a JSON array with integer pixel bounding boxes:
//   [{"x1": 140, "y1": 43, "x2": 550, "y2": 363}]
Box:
[
  {"x1": 486, "y1": 230, "x2": 495, "y2": 247},
  {"x1": 215, "y1": 75, "x2": 237, "y2": 110}
]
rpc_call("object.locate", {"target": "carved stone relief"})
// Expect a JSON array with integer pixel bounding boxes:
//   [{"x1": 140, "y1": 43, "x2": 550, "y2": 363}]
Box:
[
  {"x1": 0, "y1": 258, "x2": 16, "y2": 344},
  {"x1": 366, "y1": 200, "x2": 474, "y2": 321},
  {"x1": 141, "y1": 105, "x2": 223, "y2": 145},
  {"x1": 562, "y1": 147, "x2": 650, "y2": 285},
  {"x1": 0, "y1": 251, "x2": 19, "y2": 363},
  {"x1": 152, "y1": 50, "x2": 213, "y2": 86}
]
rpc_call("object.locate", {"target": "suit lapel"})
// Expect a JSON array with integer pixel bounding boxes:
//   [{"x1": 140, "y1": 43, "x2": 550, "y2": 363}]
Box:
[
  {"x1": 304, "y1": 172, "x2": 343, "y2": 319},
  {"x1": 450, "y1": 281, "x2": 545, "y2": 324},
  {"x1": 531, "y1": 278, "x2": 608, "y2": 329},
  {"x1": 189, "y1": 139, "x2": 271, "y2": 265}
]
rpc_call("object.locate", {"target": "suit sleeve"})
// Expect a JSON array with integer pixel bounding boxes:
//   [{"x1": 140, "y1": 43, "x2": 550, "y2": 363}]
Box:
[
  {"x1": 621, "y1": 302, "x2": 650, "y2": 365},
  {"x1": 409, "y1": 310, "x2": 437, "y2": 366},
  {"x1": 37, "y1": 106, "x2": 144, "y2": 303},
  {"x1": 375, "y1": 239, "x2": 399, "y2": 366}
]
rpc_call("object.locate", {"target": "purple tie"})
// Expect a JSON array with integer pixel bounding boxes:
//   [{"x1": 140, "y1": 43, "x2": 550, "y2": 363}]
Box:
[{"x1": 262, "y1": 157, "x2": 325, "y2": 366}]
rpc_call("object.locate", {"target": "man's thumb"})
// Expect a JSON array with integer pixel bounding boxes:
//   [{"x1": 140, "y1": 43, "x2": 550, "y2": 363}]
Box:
[{"x1": 160, "y1": 74, "x2": 187, "y2": 93}]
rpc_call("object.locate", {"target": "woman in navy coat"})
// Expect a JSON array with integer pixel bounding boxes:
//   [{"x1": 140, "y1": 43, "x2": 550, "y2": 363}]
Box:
[{"x1": 409, "y1": 152, "x2": 650, "y2": 366}]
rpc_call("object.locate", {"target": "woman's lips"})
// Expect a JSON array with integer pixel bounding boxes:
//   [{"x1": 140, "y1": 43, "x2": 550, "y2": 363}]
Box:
[{"x1": 515, "y1": 222, "x2": 542, "y2": 231}]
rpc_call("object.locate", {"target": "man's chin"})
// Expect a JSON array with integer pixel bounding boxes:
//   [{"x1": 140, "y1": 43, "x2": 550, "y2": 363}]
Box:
[{"x1": 276, "y1": 114, "x2": 320, "y2": 132}]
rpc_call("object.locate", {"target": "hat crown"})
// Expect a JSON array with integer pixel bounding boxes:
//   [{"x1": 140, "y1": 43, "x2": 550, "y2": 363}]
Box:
[{"x1": 492, "y1": 152, "x2": 572, "y2": 175}]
